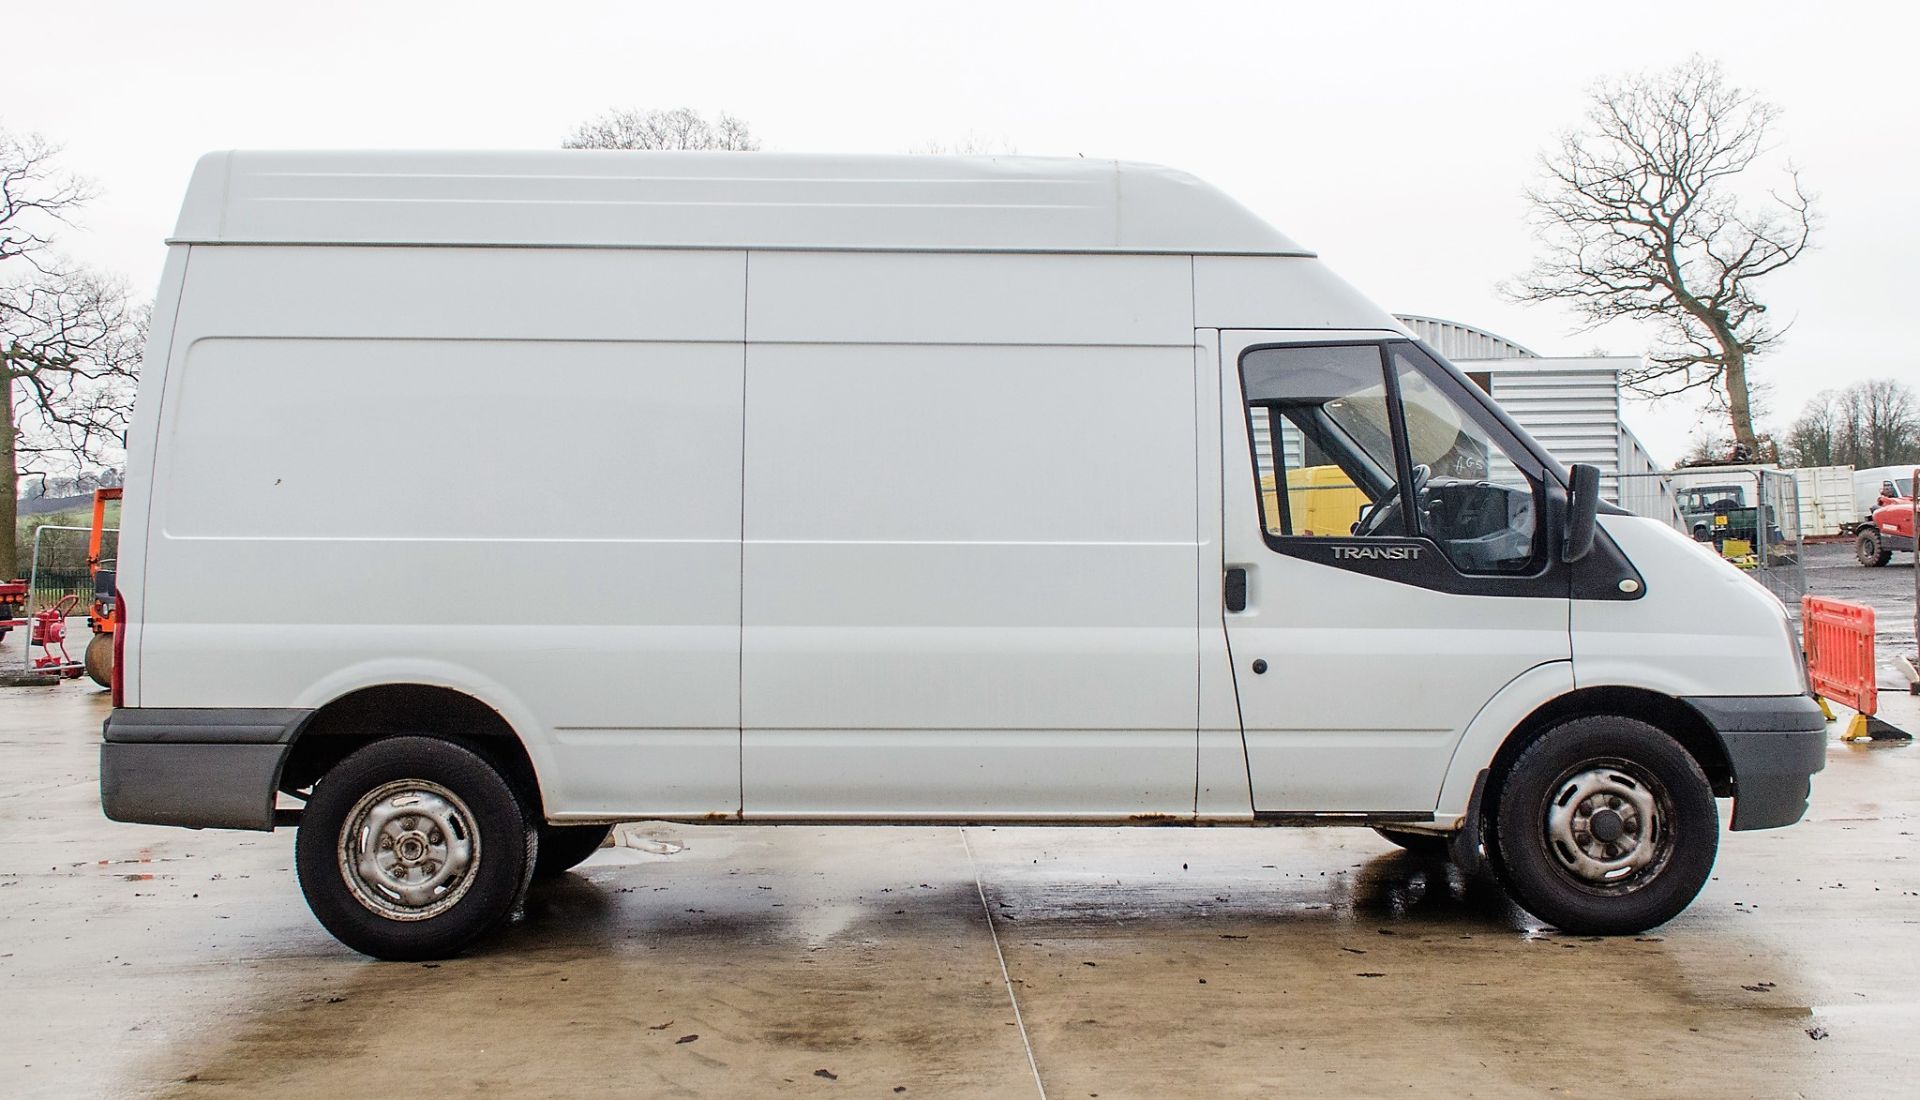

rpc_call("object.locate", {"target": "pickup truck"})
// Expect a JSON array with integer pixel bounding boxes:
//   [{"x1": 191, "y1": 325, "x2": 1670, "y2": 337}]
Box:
[{"x1": 1678, "y1": 484, "x2": 1789, "y2": 563}]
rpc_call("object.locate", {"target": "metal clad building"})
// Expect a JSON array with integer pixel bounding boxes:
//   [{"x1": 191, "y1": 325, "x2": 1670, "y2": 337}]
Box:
[
  {"x1": 1396, "y1": 315, "x2": 1657, "y2": 506},
  {"x1": 1398, "y1": 315, "x2": 1538, "y2": 361}
]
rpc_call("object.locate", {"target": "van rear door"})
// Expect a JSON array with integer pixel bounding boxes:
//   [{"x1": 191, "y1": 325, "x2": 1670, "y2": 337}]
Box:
[{"x1": 1216, "y1": 332, "x2": 1573, "y2": 814}]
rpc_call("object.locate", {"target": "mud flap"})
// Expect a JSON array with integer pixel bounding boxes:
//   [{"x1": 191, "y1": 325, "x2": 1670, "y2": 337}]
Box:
[{"x1": 1448, "y1": 769, "x2": 1492, "y2": 877}]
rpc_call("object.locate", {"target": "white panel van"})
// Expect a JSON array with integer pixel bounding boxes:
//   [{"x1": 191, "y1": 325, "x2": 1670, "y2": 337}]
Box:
[{"x1": 100, "y1": 152, "x2": 1824, "y2": 959}]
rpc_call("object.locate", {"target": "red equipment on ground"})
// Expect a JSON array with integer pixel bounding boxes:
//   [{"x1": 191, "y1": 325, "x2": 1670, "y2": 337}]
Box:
[
  {"x1": 0, "y1": 580, "x2": 25, "y2": 644},
  {"x1": 1857, "y1": 487, "x2": 1915, "y2": 566},
  {"x1": 28, "y1": 593, "x2": 85, "y2": 679},
  {"x1": 4, "y1": 488, "x2": 119, "y2": 683}
]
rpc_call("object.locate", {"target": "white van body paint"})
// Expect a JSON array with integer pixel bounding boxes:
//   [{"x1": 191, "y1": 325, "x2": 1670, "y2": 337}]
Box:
[
  {"x1": 113, "y1": 151, "x2": 1813, "y2": 832},
  {"x1": 1571, "y1": 516, "x2": 1804, "y2": 697}
]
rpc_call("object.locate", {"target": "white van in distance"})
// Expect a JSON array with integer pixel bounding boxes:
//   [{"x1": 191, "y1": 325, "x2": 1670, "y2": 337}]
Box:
[{"x1": 101, "y1": 152, "x2": 1824, "y2": 959}]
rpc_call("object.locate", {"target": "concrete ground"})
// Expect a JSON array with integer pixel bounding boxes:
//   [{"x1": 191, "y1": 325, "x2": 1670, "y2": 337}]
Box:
[{"x1": 1, "y1": 680, "x2": 1916, "y2": 1099}]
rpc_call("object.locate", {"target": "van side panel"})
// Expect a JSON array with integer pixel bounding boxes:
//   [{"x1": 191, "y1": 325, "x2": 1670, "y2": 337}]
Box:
[
  {"x1": 142, "y1": 246, "x2": 747, "y2": 815},
  {"x1": 739, "y1": 252, "x2": 1200, "y2": 817}
]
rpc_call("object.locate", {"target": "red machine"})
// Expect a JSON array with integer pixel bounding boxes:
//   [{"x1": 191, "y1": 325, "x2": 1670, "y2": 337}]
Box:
[
  {"x1": 2, "y1": 487, "x2": 120, "y2": 681},
  {"x1": 1857, "y1": 489, "x2": 1915, "y2": 566},
  {"x1": 29, "y1": 594, "x2": 85, "y2": 679},
  {"x1": 0, "y1": 580, "x2": 25, "y2": 645}
]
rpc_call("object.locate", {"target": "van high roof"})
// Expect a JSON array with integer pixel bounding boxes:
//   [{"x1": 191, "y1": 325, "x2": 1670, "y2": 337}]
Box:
[{"x1": 172, "y1": 150, "x2": 1312, "y2": 256}]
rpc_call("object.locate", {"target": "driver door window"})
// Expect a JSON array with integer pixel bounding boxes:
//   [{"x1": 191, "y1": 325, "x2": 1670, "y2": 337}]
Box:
[{"x1": 1240, "y1": 342, "x2": 1545, "y2": 576}]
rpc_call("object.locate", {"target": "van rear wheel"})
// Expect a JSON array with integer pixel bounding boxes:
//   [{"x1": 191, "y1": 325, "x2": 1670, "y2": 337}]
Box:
[
  {"x1": 1489, "y1": 716, "x2": 1717, "y2": 935},
  {"x1": 295, "y1": 736, "x2": 536, "y2": 960}
]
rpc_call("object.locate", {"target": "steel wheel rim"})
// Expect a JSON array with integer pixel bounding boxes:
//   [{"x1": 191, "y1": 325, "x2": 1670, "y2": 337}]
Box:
[
  {"x1": 337, "y1": 779, "x2": 480, "y2": 921},
  {"x1": 1542, "y1": 757, "x2": 1674, "y2": 895}
]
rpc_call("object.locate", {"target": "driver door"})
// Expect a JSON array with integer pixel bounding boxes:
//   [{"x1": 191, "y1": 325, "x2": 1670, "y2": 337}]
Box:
[{"x1": 1218, "y1": 333, "x2": 1572, "y2": 813}]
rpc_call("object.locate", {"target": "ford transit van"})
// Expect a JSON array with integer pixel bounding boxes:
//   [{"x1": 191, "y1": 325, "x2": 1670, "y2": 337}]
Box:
[{"x1": 99, "y1": 152, "x2": 1824, "y2": 959}]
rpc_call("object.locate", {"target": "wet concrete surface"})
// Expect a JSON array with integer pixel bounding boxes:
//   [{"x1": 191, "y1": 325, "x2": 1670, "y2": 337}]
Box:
[{"x1": 4, "y1": 685, "x2": 1919, "y2": 1098}]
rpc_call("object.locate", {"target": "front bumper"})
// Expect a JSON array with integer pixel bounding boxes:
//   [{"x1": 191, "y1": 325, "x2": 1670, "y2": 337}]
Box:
[
  {"x1": 100, "y1": 709, "x2": 311, "y2": 831},
  {"x1": 1683, "y1": 695, "x2": 1829, "y2": 831}
]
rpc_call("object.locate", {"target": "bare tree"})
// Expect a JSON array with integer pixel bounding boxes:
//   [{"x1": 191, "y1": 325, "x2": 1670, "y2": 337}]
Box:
[
  {"x1": 909, "y1": 132, "x2": 1019, "y2": 155},
  {"x1": 3, "y1": 267, "x2": 144, "y2": 575},
  {"x1": 1783, "y1": 380, "x2": 1920, "y2": 468},
  {"x1": 1509, "y1": 57, "x2": 1815, "y2": 452},
  {"x1": 1, "y1": 125, "x2": 142, "y2": 579},
  {"x1": 562, "y1": 107, "x2": 759, "y2": 151},
  {"x1": 1782, "y1": 389, "x2": 1841, "y2": 467},
  {"x1": 2, "y1": 127, "x2": 95, "y2": 273}
]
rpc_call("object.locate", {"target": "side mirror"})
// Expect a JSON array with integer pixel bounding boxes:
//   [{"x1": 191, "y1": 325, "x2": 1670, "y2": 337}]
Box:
[{"x1": 1562, "y1": 463, "x2": 1601, "y2": 563}]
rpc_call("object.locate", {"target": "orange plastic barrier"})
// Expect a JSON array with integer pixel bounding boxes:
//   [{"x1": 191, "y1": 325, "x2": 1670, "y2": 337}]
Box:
[{"x1": 1802, "y1": 596, "x2": 1876, "y2": 729}]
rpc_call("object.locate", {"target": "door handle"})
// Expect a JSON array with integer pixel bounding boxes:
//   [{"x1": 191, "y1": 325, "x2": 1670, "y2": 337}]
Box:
[{"x1": 1224, "y1": 567, "x2": 1248, "y2": 613}]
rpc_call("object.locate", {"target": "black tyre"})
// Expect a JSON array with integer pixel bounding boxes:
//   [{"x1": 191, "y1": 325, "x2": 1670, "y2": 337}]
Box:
[
  {"x1": 1489, "y1": 716, "x2": 1717, "y2": 935},
  {"x1": 1373, "y1": 826, "x2": 1452, "y2": 858},
  {"x1": 1857, "y1": 528, "x2": 1891, "y2": 567},
  {"x1": 533, "y1": 823, "x2": 615, "y2": 878},
  {"x1": 84, "y1": 632, "x2": 113, "y2": 688},
  {"x1": 295, "y1": 736, "x2": 536, "y2": 960}
]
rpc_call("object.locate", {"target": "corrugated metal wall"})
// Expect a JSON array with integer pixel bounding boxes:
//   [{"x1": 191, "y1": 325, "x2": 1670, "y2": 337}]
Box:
[
  {"x1": 1476, "y1": 363, "x2": 1626, "y2": 499},
  {"x1": 1617, "y1": 425, "x2": 1680, "y2": 523},
  {"x1": 1396, "y1": 315, "x2": 1538, "y2": 361},
  {"x1": 1396, "y1": 315, "x2": 1631, "y2": 498}
]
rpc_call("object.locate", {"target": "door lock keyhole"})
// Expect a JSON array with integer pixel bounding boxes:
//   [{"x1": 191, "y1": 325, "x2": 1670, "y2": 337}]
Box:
[{"x1": 1251, "y1": 659, "x2": 1268, "y2": 675}]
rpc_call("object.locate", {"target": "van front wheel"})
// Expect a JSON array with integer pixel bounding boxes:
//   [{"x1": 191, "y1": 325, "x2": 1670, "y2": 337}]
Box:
[
  {"x1": 1490, "y1": 716, "x2": 1717, "y2": 935},
  {"x1": 295, "y1": 736, "x2": 535, "y2": 960}
]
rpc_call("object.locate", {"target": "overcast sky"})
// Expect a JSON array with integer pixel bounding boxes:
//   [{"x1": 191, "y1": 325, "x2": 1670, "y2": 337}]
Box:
[{"x1": 10, "y1": 0, "x2": 1914, "y2": 464}]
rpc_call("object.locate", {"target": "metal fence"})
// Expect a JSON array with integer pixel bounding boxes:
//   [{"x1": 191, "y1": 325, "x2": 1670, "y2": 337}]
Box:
[
  {"x1": 20, "y1": 524, "x2": 117, "y2": 615},
  {"x1": 1616, "y1": 469, "x2": 1805, "y2": 606}
]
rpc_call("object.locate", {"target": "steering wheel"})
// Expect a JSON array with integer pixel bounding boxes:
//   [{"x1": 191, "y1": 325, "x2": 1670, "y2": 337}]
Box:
[{"x1": 1354, "y1": 463, "x2": 1431, "y2": 537}]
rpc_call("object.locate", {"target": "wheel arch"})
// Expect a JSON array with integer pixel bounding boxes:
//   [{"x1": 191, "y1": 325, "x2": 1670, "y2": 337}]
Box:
[
  {"x1": 1485, "y1": 686, "x2": 1734, "y2": 811},
  {"x1": 279, "y1": 682, "x2": 547, "y2": 820},
  {"x1": 1438, "y1": 671, "x2": 1735, "y2": 824}
]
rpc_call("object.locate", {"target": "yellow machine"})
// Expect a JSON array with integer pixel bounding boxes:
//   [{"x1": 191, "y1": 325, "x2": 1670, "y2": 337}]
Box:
[{"x1": 1260, "y1": 465, "x2": 1371, "y2": 537}]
